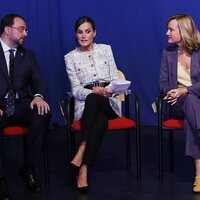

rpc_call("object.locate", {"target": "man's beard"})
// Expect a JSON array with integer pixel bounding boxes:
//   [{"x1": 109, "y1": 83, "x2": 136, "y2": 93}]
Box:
[{"x1": 18, "y1": 38, "x2": 24, "y2": 45}]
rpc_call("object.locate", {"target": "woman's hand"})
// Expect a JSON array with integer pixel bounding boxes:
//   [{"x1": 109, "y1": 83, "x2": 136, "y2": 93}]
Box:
[
  {"x1": 92, "y1": 87, "x2": 114, "y2": 97},
  {"x1": 164, "y1": 88, "x2": 188, "y2": 105},
  {"x1": 0, "y1": 109, "x2": 3, "y2": 116}
]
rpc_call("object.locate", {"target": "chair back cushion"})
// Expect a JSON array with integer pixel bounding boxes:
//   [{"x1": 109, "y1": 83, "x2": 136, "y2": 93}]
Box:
[{"x1": 117, "y1": 70, "x2": 125, "y2": 101}]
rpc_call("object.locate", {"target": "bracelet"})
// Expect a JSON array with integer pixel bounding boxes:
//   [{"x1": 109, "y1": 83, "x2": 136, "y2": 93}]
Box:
[{"x1": 34, "y1": 94, "x2": 44, "y2": 99}]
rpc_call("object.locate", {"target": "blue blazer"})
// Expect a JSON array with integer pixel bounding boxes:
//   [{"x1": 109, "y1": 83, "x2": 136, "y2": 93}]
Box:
[
  {"x1": 0, "y1": 44, "x2": 46, "y2": 103},
  {"x1": 159, "y1": 45, "x2": 200, "y2": 97}
]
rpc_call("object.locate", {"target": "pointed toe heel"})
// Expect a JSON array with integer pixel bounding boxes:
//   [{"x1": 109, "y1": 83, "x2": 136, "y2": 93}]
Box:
[
  {"x1": 70, "y1": 163, "x2": 80, "y2": 169},
  {"x1": 77, "y1": 186, "x2": 89, "y2": 194},
  {"x1": 193, "y1": 177, "x2": 200, "y2": 193}
]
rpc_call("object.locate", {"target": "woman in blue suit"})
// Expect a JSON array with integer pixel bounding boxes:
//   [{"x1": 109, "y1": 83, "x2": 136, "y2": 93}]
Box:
[{"x1": 159, "y1": 14, "x2": 200, "y2": 192}]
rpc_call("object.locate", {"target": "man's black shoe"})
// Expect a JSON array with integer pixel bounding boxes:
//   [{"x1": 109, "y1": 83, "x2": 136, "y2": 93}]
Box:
[
  {"x1": 20, "y1": 167, "x2": 43, "y2": 193},
  {"x1": 0, "y1": 179, "x2": 11, "y2": 200}
]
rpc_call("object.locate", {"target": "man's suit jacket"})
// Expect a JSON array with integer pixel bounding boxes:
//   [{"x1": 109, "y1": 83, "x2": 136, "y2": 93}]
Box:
[
  {"x1": 0, "y1": 43, "x2": 46, "y2": 104},
  {"x1": 159, "y1": 45, "x2": 200, "y2": 97}
]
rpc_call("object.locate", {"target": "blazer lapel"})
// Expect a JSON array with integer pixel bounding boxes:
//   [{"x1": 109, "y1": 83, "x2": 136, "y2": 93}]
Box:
[
  {"x1": 190, "y1": 51, "x2": 199, "y2": 83},
  {"x1": 0, "y1": 43, "x2": 9, "y2": 81},
  {"x1": 14, "y1": 46, "x2": 25, "y2": 77},
  {"x1": 170, "y1": 50, "x2": 178, "y2": 88}
]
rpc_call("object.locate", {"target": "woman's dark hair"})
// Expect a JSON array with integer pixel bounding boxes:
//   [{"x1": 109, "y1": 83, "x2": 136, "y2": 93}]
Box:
[
  {"x1": 0, "y1": 13, "x2": 25, "y2": 35},
  {"x1": 74, "y1": 16, "x2": 96, "y2": 33}
]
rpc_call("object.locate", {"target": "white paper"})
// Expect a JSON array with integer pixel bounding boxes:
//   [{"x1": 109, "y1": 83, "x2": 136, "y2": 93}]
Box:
[
  {"x1": 151, "y1": 101, "x2": 157, "y2": 113},
  {"x1": 106, "y1": 79, "x2": 131, "y2": 94}
]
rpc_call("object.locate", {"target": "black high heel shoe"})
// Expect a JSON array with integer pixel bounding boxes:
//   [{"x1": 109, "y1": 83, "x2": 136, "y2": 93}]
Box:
[
  {"x1": 70, "y1": 162, "x2": 80, "y2": 169},
  {"x1": 76, "y1": 170, "x2": 89, "y2": 194},
  {"x1": 70, "y1": 163, "x2": 80, "y2": 182},
  {"x1": 76, "y1": 164, "x2": 88, "y2": 194},
  {"x1": 77, "y1": 185, "x2": 89, "y2": 194}
]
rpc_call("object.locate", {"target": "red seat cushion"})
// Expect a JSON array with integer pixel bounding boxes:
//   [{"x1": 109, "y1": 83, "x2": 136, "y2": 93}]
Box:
[
  {"x1": 162, "y1": 119, "x2": 183, "y2": 129},
  {"x1": 71, "y1": 116, "x2": 136, "y2": 131},
  {"x1": 4, "y1": 126, "x2": 29, "y2": 136}
]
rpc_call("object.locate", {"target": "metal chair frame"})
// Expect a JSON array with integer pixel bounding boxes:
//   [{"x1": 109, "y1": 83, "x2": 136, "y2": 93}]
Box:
[
  {"x1": 59, "y1": 89, "x2": 141, "y2": 185},
  {"x1": 157, "y1": 94, "x2": 184, "y2": 181}
]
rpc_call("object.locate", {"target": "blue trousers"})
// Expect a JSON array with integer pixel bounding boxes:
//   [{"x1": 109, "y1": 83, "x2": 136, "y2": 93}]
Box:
[{"x1": 169, "y1": 94, "x2": 200, "y2": 159}]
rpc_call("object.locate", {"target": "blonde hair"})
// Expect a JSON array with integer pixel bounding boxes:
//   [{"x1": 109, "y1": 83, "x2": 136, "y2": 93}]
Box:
[{"x1": 167, "y1": 14, "x2": 200, "y2": 54}]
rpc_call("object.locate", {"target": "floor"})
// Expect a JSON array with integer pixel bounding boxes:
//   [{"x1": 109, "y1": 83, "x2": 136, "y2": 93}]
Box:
[{"x1": 3, "y1": 125, "x2": 200, "y2": 200}]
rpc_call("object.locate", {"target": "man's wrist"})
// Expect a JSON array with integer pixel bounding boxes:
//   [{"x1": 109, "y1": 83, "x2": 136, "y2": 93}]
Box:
[{"x1": 34, "y1": 94, "x2": 44, "y2": 99}]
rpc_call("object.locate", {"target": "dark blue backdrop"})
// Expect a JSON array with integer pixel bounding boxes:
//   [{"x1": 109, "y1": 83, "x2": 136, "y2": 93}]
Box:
[{"x1": 1, "y1": 0, "x2": 200, "y2": 126}]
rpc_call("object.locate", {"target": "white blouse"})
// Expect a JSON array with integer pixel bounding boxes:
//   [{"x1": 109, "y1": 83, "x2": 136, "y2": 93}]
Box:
[{"x1": 177, "y1": 62, "x2": 192, "y2": 87}]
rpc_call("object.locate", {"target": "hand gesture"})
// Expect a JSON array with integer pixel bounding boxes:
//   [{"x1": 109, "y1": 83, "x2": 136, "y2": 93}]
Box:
[{"x1": 164, "y1": 88, "x2": 187, "y2": 105}]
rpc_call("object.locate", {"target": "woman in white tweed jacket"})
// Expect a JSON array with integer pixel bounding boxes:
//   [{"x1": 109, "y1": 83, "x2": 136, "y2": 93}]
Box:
[{"x1": 64, "y1": 16, "x2": 121, "y2": 193}]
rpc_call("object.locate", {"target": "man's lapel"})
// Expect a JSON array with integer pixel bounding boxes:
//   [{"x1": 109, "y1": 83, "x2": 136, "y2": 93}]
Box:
[{"x1": 0, "y1": 43, "x2": 9, "y2": 81}]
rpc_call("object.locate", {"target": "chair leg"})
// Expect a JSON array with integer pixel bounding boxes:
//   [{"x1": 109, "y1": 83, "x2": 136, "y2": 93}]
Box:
[
  {"x1": 44, "y1": 132, "x2": 49, "y2": 185},
  {"x1": 158, "y1": 125, "x2": 163, "y2": 181},
  {"x1": 169, "y1": 130, "x2": 174, "y2": 172},
  {"x1": 71, "y1": 133, "x2": 77, "y2": 186},
  {"x1": 67, "y1": 128, "x2": 73, "y2": 186},
  {"x1": 136, "y1": 126, "x2": 141, "y2": 182},
  {"x1": 67, "y1": 129, "x2": 76, "y2": 186},
  {"x1": 126, "y1": 130, "x2": 131, "y2": 172}
]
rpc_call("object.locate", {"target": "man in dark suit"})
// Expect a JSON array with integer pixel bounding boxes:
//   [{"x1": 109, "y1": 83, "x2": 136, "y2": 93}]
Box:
[{"x1": 0, "y1": 14, "x2": 51, "y2": 199}]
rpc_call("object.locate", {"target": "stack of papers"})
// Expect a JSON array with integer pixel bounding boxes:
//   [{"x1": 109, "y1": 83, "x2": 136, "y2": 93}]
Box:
[{"x1": 106, "y1": 79, "x2": 131, "y2": 94}]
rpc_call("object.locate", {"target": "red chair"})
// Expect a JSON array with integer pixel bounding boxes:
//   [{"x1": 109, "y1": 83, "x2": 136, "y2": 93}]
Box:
[
  {"x1": 157, "y1": 94, "x2": 184, "y2": 181},
  {"x1": 3, "y1": 126, "x2": 49, "y2": 185},
  {"x1": 59, "y1": 71, "x2": 141, "y2": 185}
]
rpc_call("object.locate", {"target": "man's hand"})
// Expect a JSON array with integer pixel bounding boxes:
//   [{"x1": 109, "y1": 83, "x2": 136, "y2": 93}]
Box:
[{"x1": 30, "y1": 97, "x2": 50, "y2": 115}]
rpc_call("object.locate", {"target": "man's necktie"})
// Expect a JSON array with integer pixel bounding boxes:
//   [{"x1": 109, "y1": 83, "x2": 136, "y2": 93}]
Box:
[{"x1": 6, "y1": 49, "x2": 16, "y2": 116}]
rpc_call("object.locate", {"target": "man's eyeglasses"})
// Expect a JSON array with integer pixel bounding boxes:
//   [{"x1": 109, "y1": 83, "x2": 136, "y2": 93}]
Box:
[{"x1": 9, "y1": 26, "x2": 28, "y2": 33}]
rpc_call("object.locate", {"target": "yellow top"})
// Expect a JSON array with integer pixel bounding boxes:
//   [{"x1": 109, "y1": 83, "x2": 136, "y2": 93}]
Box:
[{"x1": 177, "y1": 62, "x2": 192, "y2": 88}]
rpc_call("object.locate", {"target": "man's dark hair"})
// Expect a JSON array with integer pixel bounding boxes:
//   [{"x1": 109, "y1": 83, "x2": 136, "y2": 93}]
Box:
[{"x1": 0, "y1": 13, "x2": 25, "y2": 35}]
